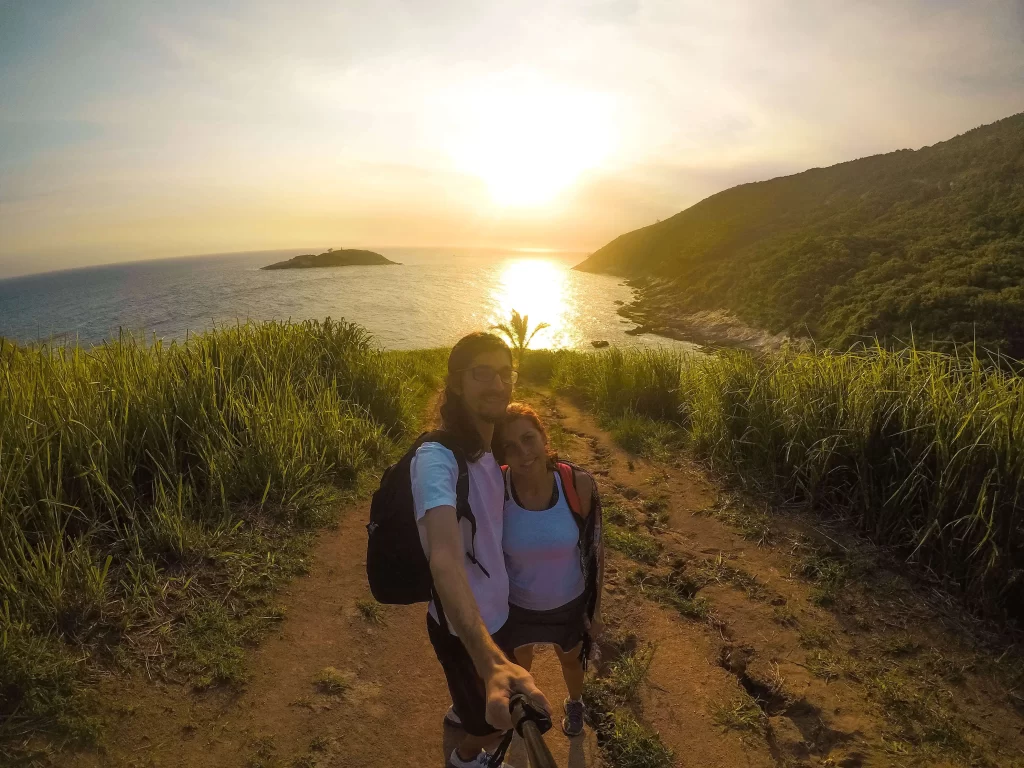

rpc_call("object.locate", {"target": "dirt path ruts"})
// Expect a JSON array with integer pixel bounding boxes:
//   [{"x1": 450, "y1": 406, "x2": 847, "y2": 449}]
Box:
[
  {"x1": 536, "y1": 391, "x2": 1024, "y2": 768},
  {"x1": 58, "y1": 389, "x2": 1024, "y2": 768}
]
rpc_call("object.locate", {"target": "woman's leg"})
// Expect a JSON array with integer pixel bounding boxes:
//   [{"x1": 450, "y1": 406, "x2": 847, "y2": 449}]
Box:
[
  {"x1": 555, "y1": 642, "x2": 585, "y2": 700},
  {"x1": 513, "y1": 644, "x2": 536, "y2": 671}
]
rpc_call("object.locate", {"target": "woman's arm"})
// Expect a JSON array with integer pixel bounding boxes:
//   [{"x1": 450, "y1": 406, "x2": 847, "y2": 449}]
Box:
[
  {"x1": 592, "y1": 480, "x2": 604, "y2": 633},
  {"x1": 575, "y1": 471, "x2": 594, "y2": 518},
  {"x1": 574, "y1": 471, "x2": 604, "y2": 635}
]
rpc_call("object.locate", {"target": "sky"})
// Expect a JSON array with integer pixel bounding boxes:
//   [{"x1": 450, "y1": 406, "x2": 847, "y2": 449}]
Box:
[{"x1": 1, "y1": 0, "x2": 1022, "y2": 278}]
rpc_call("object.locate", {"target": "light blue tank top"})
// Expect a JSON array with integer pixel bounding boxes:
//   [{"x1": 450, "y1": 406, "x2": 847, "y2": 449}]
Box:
[{"x1": 503, "y1": 470, "x2": 586, "y2": 611}]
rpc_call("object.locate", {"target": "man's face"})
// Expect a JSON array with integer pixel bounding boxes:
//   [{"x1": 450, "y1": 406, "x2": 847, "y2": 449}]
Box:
[{"x1": 455, "y1": 349, "x2": 514, "y2": 423}]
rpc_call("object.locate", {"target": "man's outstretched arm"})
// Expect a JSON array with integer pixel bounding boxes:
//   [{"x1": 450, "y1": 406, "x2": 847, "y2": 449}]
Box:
[{"x1": 423, "y1": 505, "x2": 551, "y2": 730}]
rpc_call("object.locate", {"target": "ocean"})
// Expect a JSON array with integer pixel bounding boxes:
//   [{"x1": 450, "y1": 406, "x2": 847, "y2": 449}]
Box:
[{"x1": 0, "y1": 247, "x2": 696, "y2": 351}]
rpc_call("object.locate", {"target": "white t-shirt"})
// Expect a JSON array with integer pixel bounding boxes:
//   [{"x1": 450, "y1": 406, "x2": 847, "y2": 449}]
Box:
[{"x1": 410, "y1": 442, "x2": 509, "y2": 635}]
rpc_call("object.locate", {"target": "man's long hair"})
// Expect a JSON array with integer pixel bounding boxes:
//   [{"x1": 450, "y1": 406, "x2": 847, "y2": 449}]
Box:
[{"x1": 440, "y1": 332, "x2": 512, "y2": 461}]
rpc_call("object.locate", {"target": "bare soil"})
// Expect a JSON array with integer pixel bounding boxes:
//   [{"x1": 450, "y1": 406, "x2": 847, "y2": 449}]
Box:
[{"x1": 55, "y1": 389, "x2": 1024, "y2": 768}]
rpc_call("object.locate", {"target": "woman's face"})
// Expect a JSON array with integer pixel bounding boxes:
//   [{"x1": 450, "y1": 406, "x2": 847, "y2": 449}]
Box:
[{"x1": 501, "y1": 417, "x2": 547, "y2": 475}]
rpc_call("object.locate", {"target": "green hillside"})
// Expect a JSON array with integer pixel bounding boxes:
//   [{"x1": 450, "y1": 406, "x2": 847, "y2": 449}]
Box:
[{"x1": 577, "y1": 113, "x2": 1024, "y2": 356}]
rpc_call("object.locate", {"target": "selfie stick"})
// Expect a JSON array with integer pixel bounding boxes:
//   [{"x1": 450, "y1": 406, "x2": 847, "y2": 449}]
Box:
[{"x1": 509, "y1": 694, "x2": 557, "y2": 768}]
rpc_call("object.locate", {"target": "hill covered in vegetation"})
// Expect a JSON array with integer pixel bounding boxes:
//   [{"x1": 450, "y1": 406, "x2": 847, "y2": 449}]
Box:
[{"x1": 577, "y1": 113, "x2": 1024, "y2": 356}]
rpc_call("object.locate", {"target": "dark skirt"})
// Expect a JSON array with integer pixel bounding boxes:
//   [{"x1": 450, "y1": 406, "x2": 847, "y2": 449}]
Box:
[{"x1": 502, "y1": 592, "x2": 588, "y2": 654}]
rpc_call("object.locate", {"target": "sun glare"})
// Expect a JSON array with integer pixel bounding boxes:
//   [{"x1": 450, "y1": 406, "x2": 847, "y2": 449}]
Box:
[
  {"x1": 450, "y1": 77, "x2": 614, "y2": 208},
  {"x1": 488, "y1": 258, "x2": 575, "y2": 348}
]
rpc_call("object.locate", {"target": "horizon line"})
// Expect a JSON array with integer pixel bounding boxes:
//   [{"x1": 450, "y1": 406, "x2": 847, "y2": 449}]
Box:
[{"x1": 0, "y1": 244, "x2": 597, "y2": 283}]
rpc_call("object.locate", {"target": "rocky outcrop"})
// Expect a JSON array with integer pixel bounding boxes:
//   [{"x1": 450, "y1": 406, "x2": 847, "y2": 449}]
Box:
[{"x1": 620, "y1": 278, "x2": 809, "y2": 353}]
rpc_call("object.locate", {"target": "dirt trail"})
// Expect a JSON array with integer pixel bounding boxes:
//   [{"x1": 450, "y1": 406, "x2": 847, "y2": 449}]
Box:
[
  {"x1": 59, "y1": 390, "x2": 1024, "y2": 768},
  {"x1": 62, "y1": 484, "x2": 597, "y2": 768},
  {"x1": 536, "y1": 392, "x2": 1023, "y2": 768}
]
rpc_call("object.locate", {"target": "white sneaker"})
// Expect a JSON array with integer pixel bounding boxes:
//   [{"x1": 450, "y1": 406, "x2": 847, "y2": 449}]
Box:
[{"x1": 447, "y1": 748, "x2": 514, "y2": 768}]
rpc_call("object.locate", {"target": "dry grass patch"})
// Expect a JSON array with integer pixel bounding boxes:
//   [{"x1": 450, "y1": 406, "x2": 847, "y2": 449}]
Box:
[{"x1": 312, "y1": 667, "x2": 351, "y2": 696}]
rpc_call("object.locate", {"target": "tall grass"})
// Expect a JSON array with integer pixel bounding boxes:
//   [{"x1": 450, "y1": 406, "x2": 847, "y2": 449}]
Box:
[
  {"x1": 550, "y1": 347, "x2": 1024, "y2": 621},
  {"x1": 0, "y1": 320, "x2": 444, "y2": 755},
  {"x1": 550, "y1": 348, "x2": 687, "y2": 421}
]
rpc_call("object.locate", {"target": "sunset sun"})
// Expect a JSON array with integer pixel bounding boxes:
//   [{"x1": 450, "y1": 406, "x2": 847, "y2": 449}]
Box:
[{"x1": 450, "y1": 77, "x2": 614, "y2": 207}]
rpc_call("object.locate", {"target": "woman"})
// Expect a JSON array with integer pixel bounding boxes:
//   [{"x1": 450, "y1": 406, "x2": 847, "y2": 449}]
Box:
[{"x1": 493, "y1": 402, "x2": 604, "y2": 738}]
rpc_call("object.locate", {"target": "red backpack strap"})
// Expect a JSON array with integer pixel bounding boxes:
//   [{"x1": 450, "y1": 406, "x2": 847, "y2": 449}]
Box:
[{"x1": 556, "y1": 462, "x2": 582, "y2": 516}]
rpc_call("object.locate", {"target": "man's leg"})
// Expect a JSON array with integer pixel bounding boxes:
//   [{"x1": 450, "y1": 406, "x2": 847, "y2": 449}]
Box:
[{"x1": 430, "y1": 616, "x2": 511, "y2": 765}]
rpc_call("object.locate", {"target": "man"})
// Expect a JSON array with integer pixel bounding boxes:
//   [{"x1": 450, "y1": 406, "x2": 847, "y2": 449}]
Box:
[{"x1": 412, "y1": 332, "x2": 549, "y2": 768}]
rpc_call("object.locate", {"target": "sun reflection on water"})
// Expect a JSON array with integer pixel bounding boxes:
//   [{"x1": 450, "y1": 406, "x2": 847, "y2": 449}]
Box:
[{"x1": 488, "y1": 258, "x2": 577, "y2": 349}]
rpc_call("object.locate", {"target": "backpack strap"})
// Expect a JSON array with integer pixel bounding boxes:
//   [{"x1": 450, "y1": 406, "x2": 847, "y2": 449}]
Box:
[
  {"x1": 501, "y1": 465, "x2": 510, "y2": 502},
  {"x1": 422, "y1": 431, "x2": 489, "y2": 579},
  {"x1": 556, "y1": 462, "x2": 582, "y2": 517},
  {"x1": 556, "y1": 460, "x2": 601, "y2": 671}
]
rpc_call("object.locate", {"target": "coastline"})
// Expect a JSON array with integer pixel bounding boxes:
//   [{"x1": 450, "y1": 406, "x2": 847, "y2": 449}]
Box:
[{"x1": 618, "y1": 277, "x2": 808, "y2": 353}]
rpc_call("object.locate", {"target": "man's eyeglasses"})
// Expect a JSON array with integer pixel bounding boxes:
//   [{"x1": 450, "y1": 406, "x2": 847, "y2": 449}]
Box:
[{"x1": 459, "y1": 365, "x2": 519, "y2": 385}]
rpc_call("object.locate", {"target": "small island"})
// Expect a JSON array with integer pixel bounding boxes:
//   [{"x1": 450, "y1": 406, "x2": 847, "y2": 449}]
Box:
[{"x1": 261, "y1": 248, "x2": 399, "y2": 270}]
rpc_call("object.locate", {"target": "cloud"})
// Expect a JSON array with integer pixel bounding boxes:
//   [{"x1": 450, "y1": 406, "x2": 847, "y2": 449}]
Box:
[{"x1": 1, "y1": 0, "x2": 1022, "y2": 276}]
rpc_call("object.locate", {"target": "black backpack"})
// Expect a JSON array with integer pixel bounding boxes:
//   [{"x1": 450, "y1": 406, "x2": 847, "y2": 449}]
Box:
[{"x1": 366, "y1": 430, "x2": 484, "y2": 605}]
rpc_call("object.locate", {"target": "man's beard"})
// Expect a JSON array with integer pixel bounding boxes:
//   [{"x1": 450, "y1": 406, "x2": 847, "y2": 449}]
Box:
[{"x1": 477, "y1": 397, "x2": 509, "y2": 423}]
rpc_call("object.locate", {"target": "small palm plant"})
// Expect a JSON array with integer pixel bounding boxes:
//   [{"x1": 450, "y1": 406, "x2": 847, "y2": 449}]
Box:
[{"x1": 491, "y1": 310, "x2": 549, "y2": 362}]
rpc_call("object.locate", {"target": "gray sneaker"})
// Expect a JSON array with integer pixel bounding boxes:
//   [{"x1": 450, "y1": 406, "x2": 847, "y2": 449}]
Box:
[{"x1": 562, "y1": 697, "x2": 585, "y2": 737}]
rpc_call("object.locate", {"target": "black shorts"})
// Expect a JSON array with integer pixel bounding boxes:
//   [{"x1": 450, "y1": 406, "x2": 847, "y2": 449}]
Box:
[
  {"x1": 502, "y1": 592, "x2": 588, "y2": 654},
  {"x1": 426, "y1": 614, "x2": 515, "y2": 738}
]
